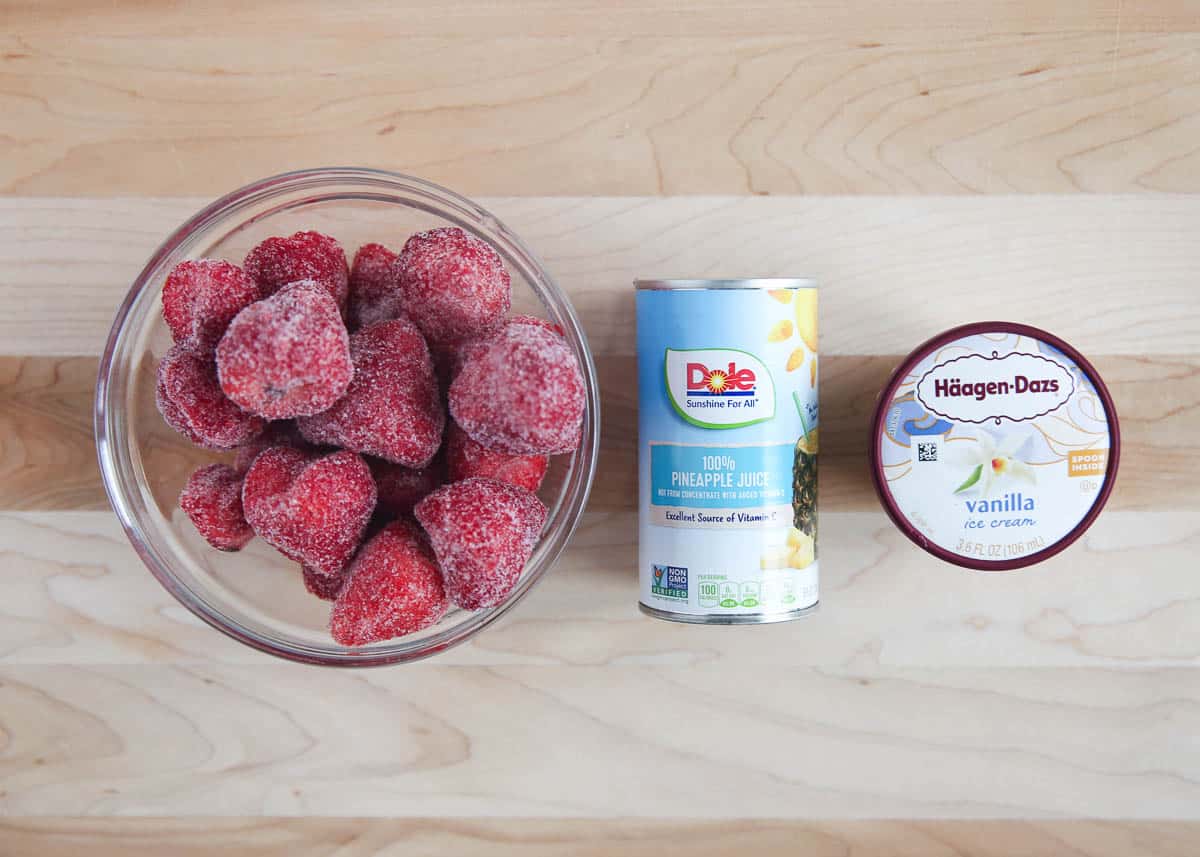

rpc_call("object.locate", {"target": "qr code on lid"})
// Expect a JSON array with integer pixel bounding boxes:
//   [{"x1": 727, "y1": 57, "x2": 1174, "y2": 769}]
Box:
[{"x1": 917, "y1": 442, "x2": 938, "y2": 462}]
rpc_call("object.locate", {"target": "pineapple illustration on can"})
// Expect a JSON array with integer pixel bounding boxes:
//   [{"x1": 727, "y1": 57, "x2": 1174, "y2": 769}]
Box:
[{"x1": 635, "y1": 279, "x2": 819, "y2": 623}]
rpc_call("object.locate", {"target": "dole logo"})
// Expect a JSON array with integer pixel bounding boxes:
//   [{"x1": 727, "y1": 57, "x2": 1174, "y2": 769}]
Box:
[
  {"x1": 665, "y1": 348, "x2": 775, "y2": 429},
  {"x1": 686, "y1": 361, "x2": 757, "y2": 396}
]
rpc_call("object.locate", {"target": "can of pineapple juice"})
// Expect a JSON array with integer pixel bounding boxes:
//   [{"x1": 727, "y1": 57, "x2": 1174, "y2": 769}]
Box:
[{"x1": 635, "y1": 279, "x2": 819, "y2": 624}]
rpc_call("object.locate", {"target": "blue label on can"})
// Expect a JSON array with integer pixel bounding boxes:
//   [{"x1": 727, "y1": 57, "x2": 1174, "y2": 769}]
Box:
[
  {"x1": 636, "y1": 285, "x2": 820, "y2": 618},
  {"x1": 650, "y1": 443, "x2": 793, "y2": 509}
]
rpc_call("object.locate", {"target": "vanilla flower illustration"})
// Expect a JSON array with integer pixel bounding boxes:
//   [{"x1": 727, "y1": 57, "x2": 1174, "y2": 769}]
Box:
[{"x1": 953, "y1": 431, "x2": 1036, "y2": 497}]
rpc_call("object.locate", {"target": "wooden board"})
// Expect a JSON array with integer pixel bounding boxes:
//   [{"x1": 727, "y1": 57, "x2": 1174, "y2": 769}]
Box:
[
  {"x1": 1, "y1": 661, "x2": 1198, "y2": 817},
  {"x1": 4, "y1": 4, "x2": 1200, "y2": 196},
  {"x1": 2, "y1": 509, "x2": 1199, "y2": 668},
  {"x1": 2, "y1": 819, "x2": 1199, "y2": 857},
  {"x1": 5, "y1": 196, "x2": 1200, "y2": 357},
  {"x1": 3, "y1": 0, "x2": 1199, "y2": 852}
]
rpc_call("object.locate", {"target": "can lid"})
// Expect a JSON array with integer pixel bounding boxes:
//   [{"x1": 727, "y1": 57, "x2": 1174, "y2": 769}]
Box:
[
  {"x1": 635, "y1": 278, "x2": 817, "y2": 291},
  {"x1": 869, "y1": 321, "x2": 1119, "y2": 571}
]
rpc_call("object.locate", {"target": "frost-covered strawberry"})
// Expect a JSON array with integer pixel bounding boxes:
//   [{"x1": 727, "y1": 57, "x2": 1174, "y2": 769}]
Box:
[
  {"x1": 330, "y1": 520, "x2": 448, "y2": 645},
  {"x1": 414, "y1": 477, "x2": 546, "y2": 610},
  {"x1": 396, "y1": 227, "x2": 510, "y2": 346},
  {"x1": 370, "y1": 457, "x2": 443, "y2": 516},
  {"x1": 179, "y1": 463, "x2": 254, "y2": 551},
  {"x1": 449, "y1": 322, "x2": 584, "y2": 455},
  {"x1": 242, "y1": 447, "x2": 376, "y2": 576},
  {"x1": 347, "y1": 242, "x2": 403, "y2": 330},
  {"x1": 443, "y1": 314, "x2": 564, "y2": 383},
  {"x1": 216, "y1": 281, "x2": 353, "y2": 420},
  {"x1": 297, "y1": 317, "x2": 443, "y2": 468},
  {"x1": 303, "y1": 565, "x2": 346, "y2": 601},
  {"x1": 156, "y1": 344, "x2": 265, "y2": 449},
  {"x1": 243, "y1": 230, "x2": 350, "y2": 309},
  {"x1": 232, "y1": 421, "x2": 313, "y2": 474},
  {"x1": 162, "y1": 259, "x2": 265, "y2": 354},
  {"x1": 445, "y1": 422, "x2": 547, "y2": 492}
]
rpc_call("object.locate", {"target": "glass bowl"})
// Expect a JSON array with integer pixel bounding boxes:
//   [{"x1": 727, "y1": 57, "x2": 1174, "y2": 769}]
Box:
[{"x1": 95, "y1": 168, "x2": 600, "y2": 666}]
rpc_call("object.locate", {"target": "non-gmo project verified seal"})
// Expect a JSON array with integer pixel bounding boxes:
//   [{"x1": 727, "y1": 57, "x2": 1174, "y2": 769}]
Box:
[{"x1": 651, "y1": 564, "x2": 688, "y2": 600}]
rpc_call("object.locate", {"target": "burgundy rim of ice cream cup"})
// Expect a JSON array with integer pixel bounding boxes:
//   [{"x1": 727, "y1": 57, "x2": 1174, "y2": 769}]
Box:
[{"x1": 868, "y1": 321, "x2": 1120, "y2": 572}]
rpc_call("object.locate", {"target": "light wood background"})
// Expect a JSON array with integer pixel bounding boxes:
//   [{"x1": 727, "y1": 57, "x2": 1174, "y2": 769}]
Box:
[{"x1": 3, "y1": 1, "x2": 1200, "y2": 854}]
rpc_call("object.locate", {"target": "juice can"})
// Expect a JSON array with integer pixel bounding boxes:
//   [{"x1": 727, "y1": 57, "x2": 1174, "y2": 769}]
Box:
[{"x1": 635, "y1": 279, "x2": 819, "y2": 623}]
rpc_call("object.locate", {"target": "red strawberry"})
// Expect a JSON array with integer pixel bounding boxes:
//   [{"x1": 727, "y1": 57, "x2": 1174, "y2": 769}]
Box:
[
  {"x1": 303, "y1": 565, "x2": 346, "y2": 601},
  {"x1": 156, "y1": 344, "x2": 265, "y2": 450},
  {"x1": 441, "y1": 314, "x2": 563, "y2": 384},
  {"x1": 449, "y1": 322, "x2": 584, "y2": 455},
  {"x1": 370, "y1": 457, "x2": 443, "y2": 516},
  {"x1": 162, "y1": 259, "x2": 265, "y2": 354},
  {"x1": 243, "y1": 230, "x2": 349, "y2": 309},
  {"x1": 232, "y1": 421, "x2": 313, "y2": 474},
  {"x1": 414, "y1": 477, "x2": 547, "y2": 610},
  {"x1": 347, "y1": 242, "x2": 403, "y2": 330},
  {"x1": 216, "y1": 281, "x2": 353, "y2": 420},
  {"x1": 242, "y1": 447, "x2": 376, "y2": 576},
  {"x1": 330, "y1": 520, "x2": 449, "y2": 645},
  {"x1": 297, "y1": 317, "x2": 444, "y2": 468},
  {"x1": 179, "y1": 463, "x2": 253, "y2": 551},
  {"x1": 506, "y1": 314, "x2": 565, "y2": 338},
  {"x1": 395, "y1": 227, "x2": 510, "y2": 346},
  {"x1": 445, "y1": 422, "x2": 548, "y2": 492}
]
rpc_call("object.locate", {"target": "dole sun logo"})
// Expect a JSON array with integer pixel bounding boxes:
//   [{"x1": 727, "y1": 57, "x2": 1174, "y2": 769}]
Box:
[
  {"x1": 686, "y1": 361, "x2": 757, "y2": 397},
  {"x1": 664, "y1": 348, "x2": 776, "y2": 428}
]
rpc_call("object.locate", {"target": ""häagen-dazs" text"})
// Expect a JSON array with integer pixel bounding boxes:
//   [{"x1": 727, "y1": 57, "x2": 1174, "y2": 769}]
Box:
[{"x1": 933, "y1": 375, "x2": 1060, "y2": 402}]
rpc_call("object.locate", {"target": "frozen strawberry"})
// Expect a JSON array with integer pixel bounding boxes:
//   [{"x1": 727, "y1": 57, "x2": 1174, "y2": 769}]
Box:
[
  {"x1": 242, "y1": 447, "x2": 376, "y2": 576},
  {"x1": 243, "y1": 230, "x2": 349, "y2": 309},
  {"x1": 297, "y1": 317, "x2": 444, "y2": 468},
  {"x1": 370, "y1": 457, "x2": 443, "y2": 515},
  {"x1": 449, "y1": 322, "x2": 585, "y2": 455},
  {"x1": 179, "y1": 463, "x2": 254, "y2": 551},
  {"x1": 233, "y1": 430, "x2": 278, "y2": 475},
  {"x1": 156, "y1": 374, "x2": 203, "y2": 446},
  {"x1": 232, "y1": 422, "x2": 312, "y2": 474},
  {"x1": 445, "y1": 422, "x2": 548, "y2": 492},
  {"x1": 330, "y1": 520, "x2": 448, "y2": 645},
  {"x1": 303, "y1": 565, "x2": 345, "y2": 601},
  {"x1": 431, "y1": 334, "x2": 496, "y2": 392},
  {"x1": 156, "y1": 344, "x2": 266, "y2": 449},
  {"x1": 396, "y1": 227, "x2": 510, "y2": 345},
  {"x1": 216, "y1": 281, "x2": 354, "y2": 420},
  {"x1": 443, "y1": 314, "x2": 563, "y2": 382},
  {"x1": 507, "y1": 314, "x2": 565, "y2": 338},
  {"x1": 347, "y1": 242, "x2": 403, "y2": 330},
  {"x1": 162, "y1": 259, "x2": 265, "y2": 354},
  {"x1": 414, "y1": 477, "x2": 547, "y2": 610}
]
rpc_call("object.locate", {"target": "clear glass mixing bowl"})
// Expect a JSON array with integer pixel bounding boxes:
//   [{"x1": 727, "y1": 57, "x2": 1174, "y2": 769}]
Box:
[{"x1": 95, "y1": 168, "x2": 600, "y2": 666}]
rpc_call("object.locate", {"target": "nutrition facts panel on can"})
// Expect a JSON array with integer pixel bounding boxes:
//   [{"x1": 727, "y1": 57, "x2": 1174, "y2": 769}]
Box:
[{"x1": 635, "y1": 280, "x2": 819, "y2": 623}]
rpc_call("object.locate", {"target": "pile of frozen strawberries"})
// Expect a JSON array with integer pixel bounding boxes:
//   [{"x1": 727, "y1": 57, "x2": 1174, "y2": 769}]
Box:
[{"x1": 155, "y1": 227, "x2": 585, "y2": 645}]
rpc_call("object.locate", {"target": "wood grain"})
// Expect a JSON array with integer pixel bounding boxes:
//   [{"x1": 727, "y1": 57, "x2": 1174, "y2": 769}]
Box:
[
  {"x1": 0, "y1": 662, "x2": 1197, "y2": 817},
  {"x1": 3, "y1": 196, "x2": 1200, "y2": 358},
  {"x1": 4, "y1": 510, "x2": 1198, "y2": 668},
  {"x1": 3, "y1": 5, "x2": 1200, "y2": 195},
  {"x1": 3, "y1": 2, "x2": 1199, "y2": 837},
  {"x1": 9, "y1": 1, "x2": 1200, "y2": 38},
  {"x1": 2, "y1": 818, "x2": 1199, "y2": 856},
  {"x1": 1, "y1": 352, "x2": 1195, "y2": 513}
]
